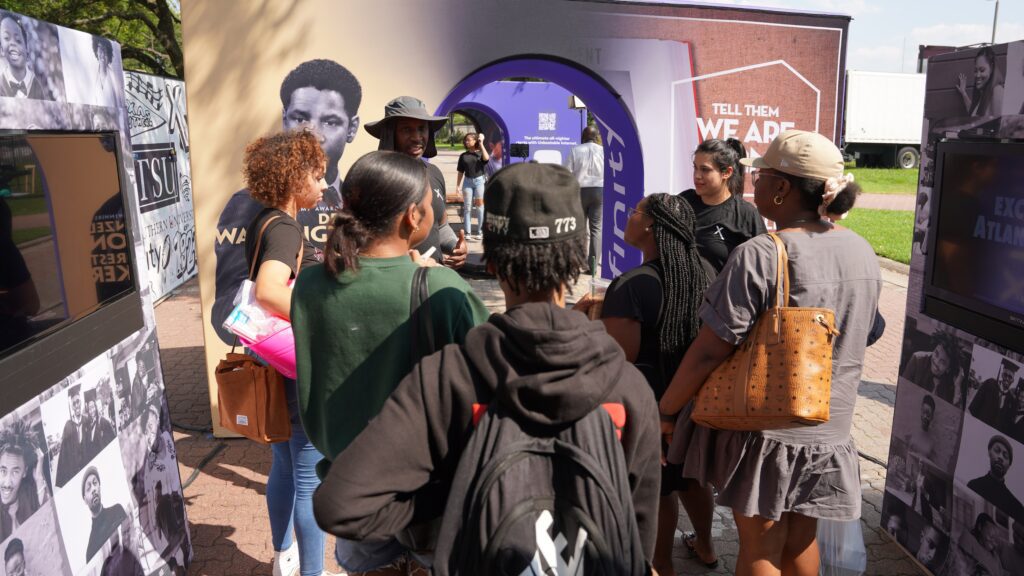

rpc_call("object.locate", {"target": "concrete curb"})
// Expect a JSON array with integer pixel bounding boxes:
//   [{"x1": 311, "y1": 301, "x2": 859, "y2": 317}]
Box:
[{"x1": 877, "y1": 256, "x2": 910, "y2": 276}]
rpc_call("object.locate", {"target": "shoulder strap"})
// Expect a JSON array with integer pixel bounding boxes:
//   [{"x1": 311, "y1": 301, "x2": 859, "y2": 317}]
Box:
[
  {"x1": 248, "y1": 214, "x2": 282, "y2": 281},
  {"x1": 766, "y1": 233, "x2": 790, "y2": 308},
  {"x1": 409, "y1": 267, "x2": 435, "y2": 365}
]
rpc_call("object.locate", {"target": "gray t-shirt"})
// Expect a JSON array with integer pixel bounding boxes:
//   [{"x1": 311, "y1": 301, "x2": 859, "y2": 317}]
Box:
[{"x1": 700, "y1": 228, "x2": 882, "y2": 445}]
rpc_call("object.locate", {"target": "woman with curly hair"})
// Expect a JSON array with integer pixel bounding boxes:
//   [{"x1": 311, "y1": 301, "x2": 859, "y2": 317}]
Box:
[
  {"x1": 0, "y1": 420, "x2": 48, "y2": 542},
  {"x1": 242, "y1": 129, "x2": 330, "y2": 576},
  {"x1": 901, "y1": 331, "x2": 965, "y2": 407},
  {"x1": 576, "y1": 193, "x2": 717, "y2": 573}
]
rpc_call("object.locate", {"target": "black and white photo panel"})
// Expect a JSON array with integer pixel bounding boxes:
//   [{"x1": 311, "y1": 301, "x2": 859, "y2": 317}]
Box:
[
  {"x1": 119, "y1": 399, "x2": 189, "y2": 574},
  {"x1": 109, "y1": 327, "x2": 162, "y2": 432},
  {"x1": 40, "y1": 353, "x2": 121, "y2": 489},
  {"x1": 881, "y1": 491, "x2": 950, "y2": 575},
  {"x1": 1002, "y1": 42, "x2": 1023, "y2": 126},
  {"x1": 0, "y1": 398, "x2": 72, "y2": 575},
  {"x1": 965, "y1": 343, "x2": 1024, "y2": 440},
  {"x1": 0, "y1": 10, "x2": 65, "y2": 102},
  {"x1": 955, "y1": 412, "x2": 1024, "y2": 524},
  {"x1": 884, "y1": 436, "x2": 953, "y2": 537},
  {"x1": 56, "y1": 27, "x2": 122, "y2": 111},
  {"x1": 53, "y1": 440, "x2": 132, "y2": 575},
  {"x1": 899, "y1": 316, "x2": 973, "y2": 410},
  {"x1": 947, "y1": 482, "x2": 1015, "y2": 576},
  {"x1": 891, "y1": 381, "x2": 961, "y2": 472}
]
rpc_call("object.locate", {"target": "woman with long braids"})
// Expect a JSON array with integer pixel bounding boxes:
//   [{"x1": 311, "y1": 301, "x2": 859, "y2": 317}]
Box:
[
  {"x1": 292, "y1": 150, "x2": 487, "y2": 575},
  {"x1": 682, "y1": 138, "x2": 766, "y2": 271},
  {"x1": 661, "y1": 131, "x2": 881, "y2": 576},
  {"x1": 575, "y1": 193, "x2": 717, "y2": 574}
]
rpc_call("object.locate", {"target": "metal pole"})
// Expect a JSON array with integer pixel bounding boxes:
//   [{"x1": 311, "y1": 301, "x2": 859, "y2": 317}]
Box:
[{"x1": 991, "y1": 0, "x2": 999, "y2": 44}]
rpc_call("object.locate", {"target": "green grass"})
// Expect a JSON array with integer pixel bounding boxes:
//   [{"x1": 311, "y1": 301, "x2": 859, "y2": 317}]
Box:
[
  {"x1": 847, "y1": 168, "x2": 919, "y2": 195},
  {"x1": 6, "y1": 196, "x2": 47, "y2": 217},
  {"x1": 12, "y1": 226, "x2": 51, "y2": 245},
  {"x1": 842, "y1": 208, "x2": 913, "y2": 264}
]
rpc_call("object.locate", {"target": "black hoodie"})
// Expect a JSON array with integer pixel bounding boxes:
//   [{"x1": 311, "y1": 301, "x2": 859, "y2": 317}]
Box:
[{"x1": 313, "y1": 301, "x2": 661, "y2": 560}]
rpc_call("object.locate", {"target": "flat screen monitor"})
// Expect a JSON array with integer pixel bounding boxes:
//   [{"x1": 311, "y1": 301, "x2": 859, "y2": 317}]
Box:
[
  {"x1": 924, "y1": 140, "x2": 1024, "y2": 354},
  {"x1": 0, "y1": 130, "x2": 143, "y2": 411}
]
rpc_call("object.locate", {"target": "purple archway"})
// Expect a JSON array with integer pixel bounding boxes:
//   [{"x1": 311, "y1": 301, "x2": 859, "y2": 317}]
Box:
[{"x1": 436, "y1": 56, "x2": 645, "y2": 279}]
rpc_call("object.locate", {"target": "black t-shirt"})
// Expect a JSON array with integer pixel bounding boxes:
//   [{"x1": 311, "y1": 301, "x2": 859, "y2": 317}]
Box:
[
  {"x1": 602, "y1": 260, "x2": 665, "y2": 397},
  {"x1": 457, "y1": 151, "x2": 486, "y2": 179},
  {"x1": 413, "y1": 162, "x2": 446, "y2": 262},
  {"x1": 680, "y1": 189, "x2": 766, "y2": 272},
  {"x1": 245, "y1": 208, "x2": 320, "y2": 280}
]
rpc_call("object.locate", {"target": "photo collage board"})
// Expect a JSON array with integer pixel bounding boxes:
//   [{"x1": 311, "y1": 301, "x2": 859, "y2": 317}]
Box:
[
  {"x1": 883, "y1": 39, "x2": 1024, "y2": 576},
  {"x1": 0, "y1": 9, "x2": 191, "y2": 576}
]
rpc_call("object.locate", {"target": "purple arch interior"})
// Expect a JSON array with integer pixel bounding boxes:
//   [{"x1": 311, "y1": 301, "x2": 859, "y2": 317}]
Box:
[
  {"x1": 451, "y1": 101, "x2": 511, "y2": 167},
  {"x1": 436, "y1": 57, "x2": 644, "y2": 279}
]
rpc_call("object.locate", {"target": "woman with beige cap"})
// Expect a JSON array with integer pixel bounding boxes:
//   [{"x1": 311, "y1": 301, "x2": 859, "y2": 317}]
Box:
[{"x1": 659, "y1": 130, "x2": 882, "y2": 576}]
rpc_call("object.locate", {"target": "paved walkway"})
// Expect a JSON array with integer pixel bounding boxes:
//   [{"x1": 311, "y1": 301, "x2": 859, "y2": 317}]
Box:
[
  {"x1": 858, "y1": 193, "x2": 917, "y2": 212},
  {"x1": 158, "y1": 246, "x2": 922, "y2": 574}
]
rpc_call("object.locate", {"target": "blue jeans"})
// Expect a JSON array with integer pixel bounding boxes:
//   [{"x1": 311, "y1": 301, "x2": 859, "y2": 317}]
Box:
[
  {"x1": 462, "y1": 175, "x2": 486, "y2": 235},
  {"x1": 268, "y1": 378, "x2": 325, "y2": 576}
]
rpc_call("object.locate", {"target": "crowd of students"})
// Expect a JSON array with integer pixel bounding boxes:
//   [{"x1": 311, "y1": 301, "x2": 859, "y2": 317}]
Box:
[{"x1": 238, "y1": 93, "x2": 880, "y2": 576}]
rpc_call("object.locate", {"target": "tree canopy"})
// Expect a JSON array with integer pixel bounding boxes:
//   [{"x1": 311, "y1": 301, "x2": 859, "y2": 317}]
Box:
[{"x1": 3, "y1": 0, "x2": 183, "y2": 78}]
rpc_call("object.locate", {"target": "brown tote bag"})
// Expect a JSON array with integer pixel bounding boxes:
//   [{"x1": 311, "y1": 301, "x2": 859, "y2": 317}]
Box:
[
  {"x1": 691, "y1": 233, "x2": 841, "y2": 431},
  {"x1": 215, "y1": 215, "x2": 297, "y2": 444}
]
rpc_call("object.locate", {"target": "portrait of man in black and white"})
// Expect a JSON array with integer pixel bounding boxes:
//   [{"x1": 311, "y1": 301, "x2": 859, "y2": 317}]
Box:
[
  {"x1": 52, "y1": 384, "x2": 84, "y2": 488},
  {"x1": 81, "y1": 465, "x2": 128, "y2": 562},
  {"x1": 81, "y1": 387, "x2": 116, "y2": 464},
  {"x1": 966, "y1": 434, "x2": 1024, "y2": 521},
  {"x1": 211, "y1": 58, "x2": 362, "y2": 344},
  {"x1": 970, "y1": 357, "x2": 1022, "y2": 433}
]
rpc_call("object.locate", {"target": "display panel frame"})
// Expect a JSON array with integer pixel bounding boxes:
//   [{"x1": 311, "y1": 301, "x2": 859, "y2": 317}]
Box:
[
  {"x1": 0, "y1": 129, "x2": 144, "y2": 412},
  {"x1": 923, "y1": 138, "x2": 1024, "y2": 354}
]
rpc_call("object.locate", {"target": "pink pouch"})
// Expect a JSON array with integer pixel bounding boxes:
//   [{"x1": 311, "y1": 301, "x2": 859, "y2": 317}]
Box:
[{"x1": 240, "y1": 324, "x2": 296, "y2": 379}]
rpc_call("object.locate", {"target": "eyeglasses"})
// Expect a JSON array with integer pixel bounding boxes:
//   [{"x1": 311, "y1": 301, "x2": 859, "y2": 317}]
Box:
[
  {"x1": 753, "y1": 170, "x2": 785, "y2": 185},
  {"x1": 628, "y1": 207, "x2": 649, "y2": 217}
]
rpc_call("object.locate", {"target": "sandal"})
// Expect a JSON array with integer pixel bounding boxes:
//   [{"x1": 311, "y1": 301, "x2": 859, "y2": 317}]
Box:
[{"x1": 682, "y1": 531, "x2": 720, "y2": 570}]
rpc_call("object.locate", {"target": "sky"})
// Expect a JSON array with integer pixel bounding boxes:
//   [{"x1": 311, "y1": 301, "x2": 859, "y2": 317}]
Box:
[{"x1": 662, "y1": 0, "x2": 1024, "y2": 73}]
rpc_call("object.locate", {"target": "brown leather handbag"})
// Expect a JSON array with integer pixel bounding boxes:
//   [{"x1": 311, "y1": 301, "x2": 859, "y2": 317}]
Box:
[
  {"x1": 215, "y1": 214, "x2": 295, "y2": 443},
  {"x1": 691, "y1": 233, "x2": 841, "y2": 431}
]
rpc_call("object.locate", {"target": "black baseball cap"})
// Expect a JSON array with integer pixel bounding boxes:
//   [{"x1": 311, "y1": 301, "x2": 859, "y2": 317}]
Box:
[{"x1": 483, "y1": 163, "x2": 584, "y2": 244}]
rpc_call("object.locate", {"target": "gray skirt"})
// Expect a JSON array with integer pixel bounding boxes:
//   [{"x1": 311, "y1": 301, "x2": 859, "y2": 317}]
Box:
[{"x1": 667, "y1": 403, "x2": 862, "y2": 521}]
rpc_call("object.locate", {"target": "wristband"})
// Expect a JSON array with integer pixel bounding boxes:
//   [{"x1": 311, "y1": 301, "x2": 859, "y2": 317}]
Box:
[{"x1": 659, "y1": 412, "x2": 678, "y2": 423}]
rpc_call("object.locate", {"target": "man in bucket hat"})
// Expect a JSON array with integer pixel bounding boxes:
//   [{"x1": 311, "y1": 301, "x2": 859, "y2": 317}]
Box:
[
  {"x1": 365, "y1": 96, "x2": 467, "y2": 268},
  {"x1": 314, "y1": 163, "x2": 660, "y2": 574}
]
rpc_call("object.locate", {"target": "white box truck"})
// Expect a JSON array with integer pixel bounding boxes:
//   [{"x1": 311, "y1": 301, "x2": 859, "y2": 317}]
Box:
[{"x1": 842, "y1": 70, "x2": 926, "y2": 168}]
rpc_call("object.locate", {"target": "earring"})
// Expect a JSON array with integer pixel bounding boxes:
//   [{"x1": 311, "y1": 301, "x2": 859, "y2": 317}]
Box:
[
  {"x1": 773, "y1": 195, "x2": 784, "y2": 206},
  {"x1": 645, "y1": 226, "x2": 651, "y2": 232},
  {"x1": 413, "y1": 225, "x2": 420, "y2": 232}
]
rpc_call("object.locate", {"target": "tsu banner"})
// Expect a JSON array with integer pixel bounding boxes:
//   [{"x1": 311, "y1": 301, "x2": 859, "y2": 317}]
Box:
[{"x1": 124, "y1": 72, "x2": 196, "y2": 301}]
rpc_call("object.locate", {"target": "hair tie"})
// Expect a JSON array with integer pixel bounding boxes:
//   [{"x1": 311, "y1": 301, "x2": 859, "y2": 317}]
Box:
[{"x1": 819, "y1": 173, "x2": 855, "y2": 220}]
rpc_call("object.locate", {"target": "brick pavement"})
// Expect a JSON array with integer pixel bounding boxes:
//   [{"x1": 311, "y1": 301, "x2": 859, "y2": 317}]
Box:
[{"x1": 158, "y1": 206, "x2": 924, "y2": 574}]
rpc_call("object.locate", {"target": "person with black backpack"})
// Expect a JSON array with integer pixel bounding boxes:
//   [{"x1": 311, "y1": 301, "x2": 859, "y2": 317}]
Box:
[{"x1": 313, "y1": 162, "x2": 661, "y2": 575}]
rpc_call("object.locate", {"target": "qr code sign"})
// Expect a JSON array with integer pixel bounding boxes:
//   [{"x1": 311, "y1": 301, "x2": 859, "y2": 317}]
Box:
[{"x1": 538, "y1": 113, "x2": 556, "y2": 131}]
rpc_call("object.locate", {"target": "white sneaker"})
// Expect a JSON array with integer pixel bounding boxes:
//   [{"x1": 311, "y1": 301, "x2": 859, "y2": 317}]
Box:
[{"x1": 272, "y1": 543, "x2": 299, "y2": 576}]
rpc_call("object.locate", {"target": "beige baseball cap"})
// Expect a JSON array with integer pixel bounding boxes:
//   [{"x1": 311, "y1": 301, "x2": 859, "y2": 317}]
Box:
[{"x1": 740, "y1": 130, "x2": 844, "y2": 181}]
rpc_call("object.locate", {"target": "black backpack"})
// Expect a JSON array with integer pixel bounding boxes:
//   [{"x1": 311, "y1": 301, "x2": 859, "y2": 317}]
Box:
[{"x1": 432, "y1": 399, "x2": 648, "y2": 575}]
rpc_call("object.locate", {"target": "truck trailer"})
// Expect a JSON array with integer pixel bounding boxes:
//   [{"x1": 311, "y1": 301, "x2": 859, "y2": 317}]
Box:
[{"x1": 843, "y1": 70, "x2": 926, "y2": 168}]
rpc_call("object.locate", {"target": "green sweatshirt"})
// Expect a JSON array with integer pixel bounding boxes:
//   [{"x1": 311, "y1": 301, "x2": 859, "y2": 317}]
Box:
[{"x1": 291, "y1": 256, "x2": 489, "y2": 463}]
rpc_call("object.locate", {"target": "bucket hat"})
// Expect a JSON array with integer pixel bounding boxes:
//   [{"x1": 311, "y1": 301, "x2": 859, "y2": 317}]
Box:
[{"x1": 365, "y1": 96, "x2": 447, "y2": 158}]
